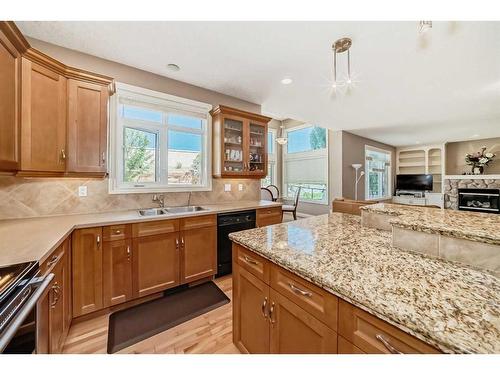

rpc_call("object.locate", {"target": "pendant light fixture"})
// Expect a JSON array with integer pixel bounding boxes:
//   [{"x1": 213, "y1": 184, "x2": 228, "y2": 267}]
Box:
[
  {"x1": 331, "y1": 37, "x2": 353, "y2": 91},
  {"x1": 418, "y1": 21, "x2": 432, "y2": 34},
  {"x1": 276, "y1": 124, "x2": 288, "y2": 145}
]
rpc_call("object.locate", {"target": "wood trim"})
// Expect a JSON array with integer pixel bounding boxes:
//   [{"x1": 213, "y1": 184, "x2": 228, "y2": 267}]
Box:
[
  {"x1": 0, "y1": 22, "x2": 30, "y2": 54},
  {"x1": 210, "y1": 105, "x2": 272, "y2": 123}
]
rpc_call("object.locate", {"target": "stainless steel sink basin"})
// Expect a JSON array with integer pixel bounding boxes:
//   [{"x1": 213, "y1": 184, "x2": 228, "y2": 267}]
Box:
[
  {"x1": 138, "y1": 208, "x2": 169, "y2": 216},
  {"x1": 165, "y1": 206, "x2": 208, "y2": 214}
]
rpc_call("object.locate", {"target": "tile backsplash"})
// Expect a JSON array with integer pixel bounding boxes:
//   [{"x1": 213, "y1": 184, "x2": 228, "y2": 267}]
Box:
[{"x1": 0, "y1": 177, "x2": 260, "y2": 220}]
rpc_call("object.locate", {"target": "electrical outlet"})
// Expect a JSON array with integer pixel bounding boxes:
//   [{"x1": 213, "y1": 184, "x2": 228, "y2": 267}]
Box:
[
  {"x1": 238, "y1": 184, "x2": 244, "y2": 191},
  {"x1": 224, "y1": 184, "x2": 231, "y2": 192},
  {"x1": 78, "y1": 186, "x2": 88, "y2": 197}
]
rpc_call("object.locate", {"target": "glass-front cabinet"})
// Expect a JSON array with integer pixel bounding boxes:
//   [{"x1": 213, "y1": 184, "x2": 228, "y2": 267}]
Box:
[{"x1": 211, "y1": 105, "x2": 271, "y2": 178}]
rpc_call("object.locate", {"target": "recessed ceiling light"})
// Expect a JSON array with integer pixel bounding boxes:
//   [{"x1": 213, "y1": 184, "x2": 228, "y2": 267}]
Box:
[
  {"x1": 415, "y1": 141, "x2": 421, "y2": 144},
  {"x1": 167, "y1": 63, "x2": 180, "y2": 72},
  {"x1": 281, "y1": 77, "x2": 293, "y2": 85},
  {"x1": 471, "y1": 134, "x2": 480, "y2": 138}
]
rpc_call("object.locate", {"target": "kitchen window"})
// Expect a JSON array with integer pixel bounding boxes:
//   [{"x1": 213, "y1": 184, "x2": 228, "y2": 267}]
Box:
[
  {"x1": 282, "y1": 125, "x2": 328, "y2": 203},
  {"x1": 365, "y1": 145, "x2": 392, "y2": 200},
  {"x1": 109, "y1": 83, "x2": 212, "y2": 193},
  {"x1": 261, "y1": 128, "x2": 277, "y2": 187}
]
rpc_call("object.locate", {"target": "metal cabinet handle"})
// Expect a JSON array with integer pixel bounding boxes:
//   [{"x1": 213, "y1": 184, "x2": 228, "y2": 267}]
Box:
[
  {"x1": 175, "y1": 238, "x2": 179, "y2": 250},
  {"x1": 181, "y1": 237, "x2": 185, "y2": 248},
  {"x1": 376, "y1": 334, "x2": 402, "y2": 354},
  {"x1": 50, "y1": 283, "x2": 61, "y2": 308},
  {"x1": 289, "y1": 283, "x2": 312, "y2": 297},
  {"x1": 126, "y1": 245, "x2": 131, "y2": 260},
  {"x1": 114, "y1": 229, "x2": 121, "y2": 234},
  {"x1": 47, "y1": 254, "x2": 60, "y2": 267},
  {"x1": 269, "y1": 302, "x2": 275, "y2": 325},
  {"x1": 61, "y1": 149, "x2": 66, "y2": 160},
  {"x1": 261, "y1": 297, "x2": 268, "y2": 318},
  {"x1": 96, "y1": 235, "x2": 101, "y2": 247},
  {"x1": 243, "y1": 255, "x2": 258, "y2": 265},
  {"x1": 102, "y1": 152, "x2": 106, "y2": 164}
]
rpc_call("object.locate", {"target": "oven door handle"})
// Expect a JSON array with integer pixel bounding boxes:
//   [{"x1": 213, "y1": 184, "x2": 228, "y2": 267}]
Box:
[{"x1": 0, "y1": 273, "x2": 54, "y2": 353}]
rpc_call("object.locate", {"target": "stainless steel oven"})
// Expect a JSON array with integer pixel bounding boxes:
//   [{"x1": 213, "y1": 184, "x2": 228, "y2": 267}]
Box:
[
  {"x1": 0, "y1": 262, "x2": 53, "y2": 353},
  {"x1": 458, "y1": 188, "x2": 500, "y2": 214}
]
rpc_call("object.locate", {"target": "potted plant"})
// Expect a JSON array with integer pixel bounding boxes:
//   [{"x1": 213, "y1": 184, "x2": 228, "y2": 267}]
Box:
[{"x1": 465, "y1": 146, "x2": 496, "y2": 174}]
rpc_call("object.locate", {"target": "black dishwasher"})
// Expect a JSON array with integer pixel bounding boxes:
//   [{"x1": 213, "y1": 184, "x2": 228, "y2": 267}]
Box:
[{"x1": 217, "y1": 210, "x2": 256, "y2": 277}]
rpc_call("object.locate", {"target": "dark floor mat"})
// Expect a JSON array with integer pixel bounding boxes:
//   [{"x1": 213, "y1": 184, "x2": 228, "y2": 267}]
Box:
[{"x1": 107, "y1": 282, "x2": 230, "y2": 353}]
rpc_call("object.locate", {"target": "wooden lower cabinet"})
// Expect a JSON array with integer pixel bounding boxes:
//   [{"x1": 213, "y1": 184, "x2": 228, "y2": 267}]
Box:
[
  {"x1": 233, "y1": 265, "x2": 270, "y2": 354},
  {"x1": 269, "y1": 289, "x2": 337, "y2": 354},
  {"x1": 256, "y1": 207, "x2": 282, "y2": 227},
  {"x1": 180, "y1": 226, "x2": 217, "y2": 284},
  {"x1": 103, "y1": 239, "x2": 133, "y2": 307},
  {"x1": 338, "y1": 335, "x2": 365, "y2": 354},
  {"x1": 132, "y1": 233, "x2": 180, "y2": 298},
  {"x1": 72, "y1": 227, "x2": 103, "y2": 317}
]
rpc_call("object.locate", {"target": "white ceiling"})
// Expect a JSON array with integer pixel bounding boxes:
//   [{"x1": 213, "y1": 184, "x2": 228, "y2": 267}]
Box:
[{"x1": 17, "y1": 21, "x2": 500, "y2": 147}]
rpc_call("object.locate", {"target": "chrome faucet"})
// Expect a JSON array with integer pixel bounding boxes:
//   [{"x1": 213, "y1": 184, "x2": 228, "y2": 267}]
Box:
[
  {"x1": 187, "y1": 192, "x2": 192, "y2": 207},
  {"x1": 152, "y1": 194, "x2": 165, "y2": 208}
]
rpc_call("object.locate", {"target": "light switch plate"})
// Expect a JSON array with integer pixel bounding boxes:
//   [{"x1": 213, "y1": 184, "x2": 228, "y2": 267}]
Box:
[
  {"x1": 238, "y1": 184, "x2": 244, "y2": 191},
  {"x1": 78, "y1": 186, "x2": 88, "y2": 197},
  {"x1": 224, "y1": 184, "x2": 231, "y2": 192}
]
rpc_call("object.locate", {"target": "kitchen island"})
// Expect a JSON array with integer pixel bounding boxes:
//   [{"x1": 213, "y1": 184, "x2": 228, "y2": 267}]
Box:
[{"x1": 229, "y1": 213, "x2": 500, "y2": 354}]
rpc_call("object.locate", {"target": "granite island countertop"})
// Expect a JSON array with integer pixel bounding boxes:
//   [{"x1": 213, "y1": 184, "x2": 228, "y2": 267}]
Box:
[
  {"x1": 229, "y1": 213, "x2": 500, "y2": 354},
  {"x1": 0, "y1": 200, "x2": 281, "y2": 267},
  {"x1": 361, "y1": 203, "x2": 500, "y2": 245}
]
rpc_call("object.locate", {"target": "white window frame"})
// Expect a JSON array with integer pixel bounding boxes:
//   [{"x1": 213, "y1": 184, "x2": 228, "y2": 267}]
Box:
[
  {"x1": 282, "y1": 124, "x2": 329, "y2": 205},
  {"x1": 364, "y1": 145, "x2": 392, "y2": 201},
  {"x1": 109, "y1": 83, "x2": 212, "y2": 194},
  {"x1": 262, "y1": 128, "x2": 277, "y2": 187}
]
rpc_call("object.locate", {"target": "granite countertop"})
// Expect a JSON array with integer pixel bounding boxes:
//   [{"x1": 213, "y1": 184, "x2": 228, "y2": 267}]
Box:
[
  {"x1": 0, "y1": 200, "x2": 281, "y2": 267},
  {"x1": 229, "y1": 213, "x2": 500, "y2": 354},
  {"x1": 362, "y1": 203, "x2": 500, "y2": 245}
]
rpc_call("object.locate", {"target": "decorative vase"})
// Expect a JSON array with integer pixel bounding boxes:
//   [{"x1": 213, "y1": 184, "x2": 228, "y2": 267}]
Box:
[{"x1": 472, "y1": 165, "x2": 484, "y2": 175}]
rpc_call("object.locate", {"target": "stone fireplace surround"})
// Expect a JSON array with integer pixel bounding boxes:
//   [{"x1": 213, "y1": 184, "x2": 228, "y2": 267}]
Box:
[{"x1": 444, "y1": 177, "x2": 500, "y2": 210}]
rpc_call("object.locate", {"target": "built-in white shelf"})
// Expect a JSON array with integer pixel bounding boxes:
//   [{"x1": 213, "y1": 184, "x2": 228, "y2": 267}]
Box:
[{"x1": 444, "y1": 175, "x2": 500, "y2": 180}]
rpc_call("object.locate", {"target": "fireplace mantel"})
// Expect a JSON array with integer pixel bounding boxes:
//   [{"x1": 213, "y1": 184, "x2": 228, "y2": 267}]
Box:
[{"x1": 445, "y1": 175, "x2": 500, "y2": 180}]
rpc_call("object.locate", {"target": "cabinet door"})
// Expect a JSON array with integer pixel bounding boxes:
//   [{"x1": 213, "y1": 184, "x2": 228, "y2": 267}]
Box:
[
  {"x1": 67, "y1": 79, "x2": 108, "y2": 173},
  {"x1": 49, "y1": 255, "x2": 65, "y2": 353},
  {"x1": 36, "y1": 275, "x2": 53, "y2": 354},
  {"x1": 62, "y1": 238, "x2": 72, "y2": 338},
  {"x1": 0, "y1": 29, "x2": 20, "y2": 171},
  {"x1": 246, "y1": 121, "x2": 267, "y2": 177},
  {"x1": 21, "y1": 58, "x2": 66, "y2": 172},
  {"x1": 232, "y1": 265, "x2": 270, "y2": 354},
  {"x1": 180, "y1": 226, "x2": 217, "y2": 284},
  {"x1": 269, "y1": 289, "x2": 337, "y2": 354},
  {"x1": 221, "y1": 115, "x2": 247, "y2": 176},
  {"x1": 103, "y1": 239, "x2": 133, "y2": 307},
  {"x1": 132, "y1": 233, "x2": 180, "y2": 298},
  {"x1": 72, "y1": 227, "x2": 103, "y2": 317}
]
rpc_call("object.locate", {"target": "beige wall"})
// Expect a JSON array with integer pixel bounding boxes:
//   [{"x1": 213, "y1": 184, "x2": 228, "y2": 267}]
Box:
[
  {"x1": 0, "y1": 177, "x2": 260, "y2": 220},
  {"x1": 27, "y1": 37, "x2": 260, "y2": 113},
  {"x1": 0, "y1": 38, "x2": 263, "y2": 221},
  {"x1": 342, "y1": 131, "x2": 396, "y2": 201},
  {"x1": 445, "y1": 137, "x2": 500, "y2": 175}
]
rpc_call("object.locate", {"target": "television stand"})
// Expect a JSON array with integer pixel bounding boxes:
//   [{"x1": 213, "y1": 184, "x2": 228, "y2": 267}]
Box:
[{"x1": 392, "y1": 191, "x2": 444, "y2": 208}]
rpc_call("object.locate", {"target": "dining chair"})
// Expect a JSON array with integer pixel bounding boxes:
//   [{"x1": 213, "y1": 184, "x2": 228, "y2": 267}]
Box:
[
  {"x1": 282, "y1": 187, "x2": 302, "y2": 220},
  {"x1": 260, "y1": 187, "x2": 274, "y2": 201},
  {"x1": 266, "y1": 185, "x2": 280, "y2": 202}
]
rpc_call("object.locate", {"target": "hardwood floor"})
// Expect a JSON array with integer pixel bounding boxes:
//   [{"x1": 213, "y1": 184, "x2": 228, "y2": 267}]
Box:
[{"x1": 62, "y1": 275, "x2": 240, "y2": 354}]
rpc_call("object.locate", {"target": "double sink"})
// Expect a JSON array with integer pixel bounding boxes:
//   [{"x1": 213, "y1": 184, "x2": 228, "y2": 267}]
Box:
[{"x1": 138, "y1": 206, "x2": 209, "y2": 217}]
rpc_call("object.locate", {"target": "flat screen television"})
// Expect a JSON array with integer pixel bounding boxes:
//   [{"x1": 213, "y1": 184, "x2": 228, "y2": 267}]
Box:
[{"x1": 396, "y1": 174, "x2": 433, "y2": 191}]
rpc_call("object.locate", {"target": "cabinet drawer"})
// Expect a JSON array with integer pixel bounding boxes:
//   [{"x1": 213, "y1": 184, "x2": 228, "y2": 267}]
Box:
[
  {"x1": 338, "y1": 300, "x2": 441, "y2": 354},
  {"x1": 234, "y1": 244, "x2": 270, "y2": 283},
  {"x1": 103, "y1": 224, "x2": 131, "y2": 241},
  {"x1": 338, "y1": 336, "x2": 365, "y2": 354},
  {"x1": 40, "y1": 242, "x2": 66, "y2": 275},
  {"x1": 256, "y1": 207, "x2": 282, "y2": 227},
  {"x1": 270, "y1": 265, "x2": 338, "y2": 330},
  {"x1": 132, "y1": 219, "x2": 179, "y2": 237},
  {"x1": 180, "y1": 214, "x2": 216, "y2": 231}
]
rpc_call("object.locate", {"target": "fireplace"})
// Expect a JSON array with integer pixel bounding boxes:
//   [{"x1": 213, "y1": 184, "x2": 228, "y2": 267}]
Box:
[{"x1": 458, "y1": 188, "x2": 500, "y2": 214}]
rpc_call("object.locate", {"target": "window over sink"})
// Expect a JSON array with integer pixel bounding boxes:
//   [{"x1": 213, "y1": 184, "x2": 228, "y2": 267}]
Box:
[{"x1": 109, "y1": 83, "x2": 212, "y2": 193}]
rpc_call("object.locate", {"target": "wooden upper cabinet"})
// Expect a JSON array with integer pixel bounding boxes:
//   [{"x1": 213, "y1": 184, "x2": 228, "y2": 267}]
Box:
[
  {"x1": 72, "y1": 227, "x2": 103, "y2": 317},
  {"x1": 20, "y1": 58, "x2": 67, "y2": 173},
  {"x1": 211, "y1": 105, "x2": 271, "y2": 178},
  {"x1": 67, "y1": 79, "x2": 109, "y2": 174},
  {"x1": 0, "y1": 25, "x2": 21, "y2": 171}
]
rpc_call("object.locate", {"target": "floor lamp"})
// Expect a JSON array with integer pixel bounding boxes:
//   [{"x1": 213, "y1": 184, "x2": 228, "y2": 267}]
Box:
[{"x1": 352, "y1": 164, "x2": 365, "y2": 201}]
